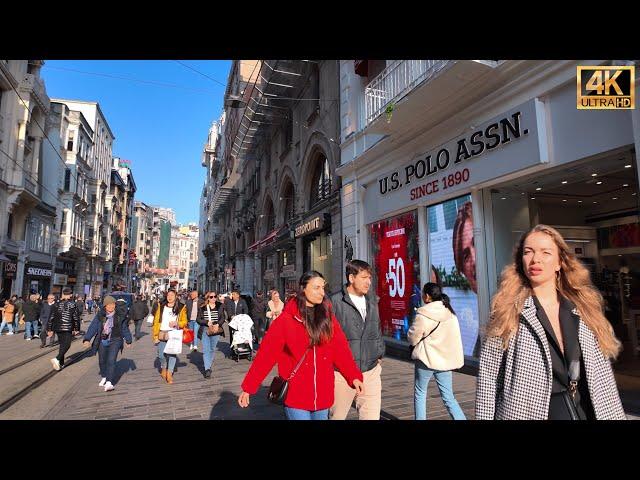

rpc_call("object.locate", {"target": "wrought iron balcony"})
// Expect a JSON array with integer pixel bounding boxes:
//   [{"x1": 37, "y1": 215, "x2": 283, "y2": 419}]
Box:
[{"x1": 364, "y1": 60, "x2": 452, "y2": 126}]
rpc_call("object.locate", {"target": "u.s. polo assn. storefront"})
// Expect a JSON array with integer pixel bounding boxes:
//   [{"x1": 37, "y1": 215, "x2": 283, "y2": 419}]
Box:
[{"x1": 338, "y1": 61, "x2": 640, "y2": 367}]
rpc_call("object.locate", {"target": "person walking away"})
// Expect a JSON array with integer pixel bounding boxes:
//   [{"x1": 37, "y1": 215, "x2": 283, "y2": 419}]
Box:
[
  {"x1": 39, "y1": 294, "x2": 56, "y2": 348},
  {"x1": 12, "y1": 295, "x2": 24, "y2": 334},
  {"x1": 265, "y1": 290, "x2": 284, "y2": 332},
  {"x1": 83, "y1": 295, "x2": 132, "y2": 391},
  {"x1": 224, "y1": 288, "x2": 248, "y2": 348},
  {"x1": 330, "y1": 260, "x2": 386, "y2": 420},
  {"x1": 407, "y1": 283, "x2": 466, "y2": 420},
  {"x1": 186, "y1": 290, "x2": 201, "y2": 351},
  {"x1": 0, "y1": 299, "x2": 15, "y2": 335},
  {"x1": 22, "y1": 294, "x2": 42, "y2": 341},
  {"x1": 476, "y1": 224, "x2": 625, "y2": 420},
  {"x1": 251, "y1": 290, "x2": 267, "y2": 346},
  {"x1": 152, "y1": 289, "x2": 188, "y2": 384},
  {"x1": 48, "y1": 287, "x2": 81, "y2": 370},
  {"x1": 238, "y1": 271, "x2": 365, "y2": 420},
  {"x1": 197, "y1": 292, "x2": 226, "y2": 378},
  {"x1": 131, "y1": 295, "x2": 149, "y2": 341}
]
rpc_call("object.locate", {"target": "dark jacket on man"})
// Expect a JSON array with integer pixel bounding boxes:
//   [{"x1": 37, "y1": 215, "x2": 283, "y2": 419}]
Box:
[
  {"x1": 224, "y1": 297, "x2": 248, "y2": 320},
  {"x1": 39, "y1": 302, "x2": 55, "y2": 326},
  {"x1": 83, "y1": 302, "x2": 132, "y2": 354},
  {"x1": 330, "y1": 286, "x2": 385, "y2": 373},
  {"x1": 49, "y1": 299, "x2": 81, "y2": 332},
  {"x1": 132, "y1": 300, "x2": 149, "y2": 320},
  {"x1": 22, "y1": 300, "x2": 42, "y2": 322},
  {"x1": 186, "y1": 297, "x2": 202, "y2": 322},
  {"x1": 76, "y1": 299, "x2": 85, "y2": 314}
]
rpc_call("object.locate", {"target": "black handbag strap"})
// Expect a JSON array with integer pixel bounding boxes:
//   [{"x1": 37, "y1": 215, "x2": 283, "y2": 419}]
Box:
[
  {"x1": 287, "y1": 346, "x2": 311, "y2": 381},
  {"x1": 418, "y1": 322, "x2": 440, "y2": 344}
]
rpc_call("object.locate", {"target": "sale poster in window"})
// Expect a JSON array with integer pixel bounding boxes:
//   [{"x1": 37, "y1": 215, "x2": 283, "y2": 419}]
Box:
[
  {"x1": 369, "y1": 211, "x2": 421, "y2": 340},
  {"x1": 427, "y1": 195, "x2": 480, "y2": 357}
]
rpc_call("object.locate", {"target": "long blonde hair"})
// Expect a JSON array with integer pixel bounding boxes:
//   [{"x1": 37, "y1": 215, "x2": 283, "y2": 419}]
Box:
[{"x1": 487, "y1": 224, "x2": 621, "y2": 359}]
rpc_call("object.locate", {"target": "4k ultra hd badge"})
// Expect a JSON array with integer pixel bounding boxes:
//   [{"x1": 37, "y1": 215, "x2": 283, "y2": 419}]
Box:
[{"x1": 577, "y1": 65, "x2": 635, "y2": 110}]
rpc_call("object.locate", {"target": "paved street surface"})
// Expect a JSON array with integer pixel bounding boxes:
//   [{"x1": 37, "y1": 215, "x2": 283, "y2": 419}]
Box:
[{"x1": 0, "y1": 315, "x2": 637, "y2": 420}]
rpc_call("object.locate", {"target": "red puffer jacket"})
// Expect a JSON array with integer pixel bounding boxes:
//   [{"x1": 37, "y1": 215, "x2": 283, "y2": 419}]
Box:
[{"x1": 241, "y1": 298, "x2": 363, "y2": 411}]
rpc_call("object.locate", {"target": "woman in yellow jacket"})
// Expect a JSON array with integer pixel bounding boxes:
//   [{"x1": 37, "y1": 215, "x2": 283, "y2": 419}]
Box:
[{"x1": 152, "y1": 289, "x2": 188, "y2": 384}]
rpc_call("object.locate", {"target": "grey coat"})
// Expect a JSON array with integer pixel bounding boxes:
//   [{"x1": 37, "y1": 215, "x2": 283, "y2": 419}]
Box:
[
  {"x1": 475, "y1": 296, "x2": 626, "y2": 420},
  {"x1": 330, "y1": 287, "x2": 385, "y2": 373}
]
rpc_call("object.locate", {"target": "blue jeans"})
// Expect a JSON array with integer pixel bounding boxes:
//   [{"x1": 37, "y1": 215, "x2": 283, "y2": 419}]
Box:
[
  {"x1": 133, "y1": 319, "x2": 143, "y2": 339},
  {"x1": 201, "y1": 332, "x2": 220, "y2": 371},
  {"x1": 284, "y1": 407, "x2": 329, "y2": 420},
  {"x1": 0, "y1": 319, "x2": 14, "y2": 334},
  {"x1": 157, "y1": 340, "x2": 177, "y2": 372},
  {"x1": 188, "y1": 321, "x2": 200, "y2": 348},
  {"x1": 414, "y1": 361, "x2": 466, "y2": 420},
  {"x1": 99, "y1": 337, "x2": 123, "y2": 383},
  {"x1": 25, "y1": 320, "x2": 39, "y2": 339}
]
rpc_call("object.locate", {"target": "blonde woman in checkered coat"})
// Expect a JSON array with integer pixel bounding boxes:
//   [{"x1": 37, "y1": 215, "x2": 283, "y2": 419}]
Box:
[{"x1": 476, "y1": 225, "x2": 626, "y2": 420}]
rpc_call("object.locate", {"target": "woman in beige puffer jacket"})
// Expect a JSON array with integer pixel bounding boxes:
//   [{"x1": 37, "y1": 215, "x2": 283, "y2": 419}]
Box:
[{"x1": 407, "y1": 282, "x2": 466, "y2": 420}]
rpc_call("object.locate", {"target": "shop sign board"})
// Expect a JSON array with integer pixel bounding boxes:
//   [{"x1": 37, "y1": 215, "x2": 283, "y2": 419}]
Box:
[{"x1": 364, "y1": 99, "x2": 545, "y2": 223}]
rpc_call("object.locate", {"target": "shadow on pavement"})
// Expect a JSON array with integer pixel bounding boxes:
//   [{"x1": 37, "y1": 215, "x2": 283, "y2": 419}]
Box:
[
  {"x1": 113, "y1": 358, "x2": 137, "y2": 385},
  {"x1": 209, "y1": 386, "x2": 286, "y2": 420}
]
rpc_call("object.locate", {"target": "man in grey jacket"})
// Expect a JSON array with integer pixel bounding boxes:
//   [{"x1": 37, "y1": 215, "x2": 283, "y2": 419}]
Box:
[{"x1": 330, "y1": 259, "x2": 385, "y2": 420}]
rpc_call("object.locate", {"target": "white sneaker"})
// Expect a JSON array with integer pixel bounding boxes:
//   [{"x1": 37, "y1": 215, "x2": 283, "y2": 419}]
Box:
[
  {"x1": 26, "y1": 337, "x2": 32, "y2": 341},
  {"x1": 7, "y1": 331, "x2": 14, "y2": 335},
  {"x1": 104, "y1": 381, "x2": 115, "y2": 392},
  {"x1": 50, "y1": 358, "x2": 61, "y2": 371},
  {"x1": 98, "y1": 377, "x2": 107, "y2": 387}
]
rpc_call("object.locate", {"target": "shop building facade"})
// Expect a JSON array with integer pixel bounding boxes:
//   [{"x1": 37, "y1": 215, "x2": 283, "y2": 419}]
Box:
[{"x1": 338, "y1": 59, "x2": 640, "y2": 366}]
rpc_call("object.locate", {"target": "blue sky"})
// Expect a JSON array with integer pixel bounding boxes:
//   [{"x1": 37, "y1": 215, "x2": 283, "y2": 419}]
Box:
[{"x1": 42, "y1": 60, "x2": 231, "y2": 225}]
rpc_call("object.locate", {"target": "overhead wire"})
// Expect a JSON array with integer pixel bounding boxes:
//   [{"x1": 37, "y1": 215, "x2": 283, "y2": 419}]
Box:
[{"x1": 45, "y1": 65, "x2": 220, "y2": 96}]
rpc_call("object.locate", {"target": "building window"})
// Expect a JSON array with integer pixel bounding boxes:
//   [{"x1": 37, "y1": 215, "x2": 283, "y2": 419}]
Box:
[
  {"x1": 67, "y1": 130, "x2": 75, "y2": 151},
  {"x1": 64, "y1": 169, "x2": 71, "y2": 191},
  {"x1": 310, "y1": 155, "x2": 331, "y2": 207}
]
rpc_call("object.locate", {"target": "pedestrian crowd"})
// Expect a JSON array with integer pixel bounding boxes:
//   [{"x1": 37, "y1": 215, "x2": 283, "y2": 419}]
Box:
[{"x1": 0, "y1": 225, "x2": 628, "y2": 420}]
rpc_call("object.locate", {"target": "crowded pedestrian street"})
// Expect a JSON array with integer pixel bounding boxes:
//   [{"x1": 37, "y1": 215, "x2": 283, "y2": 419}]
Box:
[
  {"x1": 1, "y1": 59, "x2": 639, "y2": 421},
  {"x1": 0, "y1": 312, "x2": 478, "y2": 420},
  {"x1": 1, "y1": 311, "x2": 640, "y2": 420}
]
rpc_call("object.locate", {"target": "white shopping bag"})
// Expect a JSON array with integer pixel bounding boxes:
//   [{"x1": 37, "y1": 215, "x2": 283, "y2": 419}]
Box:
[
  {"x1": 164, "y1": 329, "x2": 183, "y2": 355},
  {"x1": 146, "y1": 314, "x2": 155, "y2": 325}
]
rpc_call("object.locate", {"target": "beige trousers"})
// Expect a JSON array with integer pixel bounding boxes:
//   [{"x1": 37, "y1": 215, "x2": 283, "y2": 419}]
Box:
[{"x1": 330, "y1": 362, "x2": 382, "y2": 420}]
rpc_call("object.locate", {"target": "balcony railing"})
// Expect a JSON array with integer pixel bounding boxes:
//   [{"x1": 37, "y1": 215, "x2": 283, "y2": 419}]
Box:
[
  {"x1": 24, "y1": 176, "x2": 38, "y2": 196},
  {"x1": 364, "y1": 60, "x2": 451, "y2": 126}
]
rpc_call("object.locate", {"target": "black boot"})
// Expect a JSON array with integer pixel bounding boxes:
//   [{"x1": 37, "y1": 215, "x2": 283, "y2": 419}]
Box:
[{"x1": 204, "y1": 369, "x2": 212, "y2": 378}]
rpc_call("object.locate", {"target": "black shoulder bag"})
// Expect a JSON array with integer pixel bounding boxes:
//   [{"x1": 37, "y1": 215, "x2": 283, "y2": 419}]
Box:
[{"x1": 267, "y1": 346, "x2": 311, "y2": 405}]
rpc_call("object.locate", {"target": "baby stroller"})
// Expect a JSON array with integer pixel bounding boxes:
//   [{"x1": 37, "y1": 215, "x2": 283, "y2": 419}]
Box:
[{"x1": 228, "y1": 314, "x2": 255, "y2": 362}]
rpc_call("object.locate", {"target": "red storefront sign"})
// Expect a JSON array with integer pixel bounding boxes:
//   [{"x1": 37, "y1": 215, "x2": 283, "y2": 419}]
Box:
[{"x1": 369, "y1": 211, "x2": 420, "y2": 339}]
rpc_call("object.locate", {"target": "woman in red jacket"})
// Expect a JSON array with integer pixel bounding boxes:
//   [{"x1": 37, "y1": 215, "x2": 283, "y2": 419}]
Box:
[{"x1": 238, "y1": 271, "x2": 364, "y2": 420}]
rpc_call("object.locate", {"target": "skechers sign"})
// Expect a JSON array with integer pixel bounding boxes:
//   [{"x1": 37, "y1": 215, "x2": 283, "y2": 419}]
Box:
[{"x1": 364, "y1": 99, "x2": 546, "y2": 224}]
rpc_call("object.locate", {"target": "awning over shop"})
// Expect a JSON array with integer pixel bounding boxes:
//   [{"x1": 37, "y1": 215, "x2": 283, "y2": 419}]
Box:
[{"x1": 248, "y1": 226, "x2": 286, "y2": 252}]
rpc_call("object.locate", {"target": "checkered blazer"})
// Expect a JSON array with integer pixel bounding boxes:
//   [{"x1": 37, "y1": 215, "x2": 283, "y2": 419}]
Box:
[{"x1": 475, "y1": 296, "x2": 626, "y2": 420}]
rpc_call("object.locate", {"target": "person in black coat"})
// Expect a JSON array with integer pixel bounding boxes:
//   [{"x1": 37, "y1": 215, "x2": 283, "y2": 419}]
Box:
[
  {"x1": 250, "y1": 290, "x2": 267, "y2": 346},
  {"x1": 197, "y1": 292, "x2": 226, "y2": 378},
  {"x1": 48, "y1": 287, "x2": 81, "y2": 370},
  {"x1": 131, "y1": 295, "x2": 150, "y2": 341},
  {"x1": 83, "y1": 296, "x2": 132, "y2": 391},
  {"x1": 39, "y1": 294, "x2": 57, "y2": 348},
  {"x1": 224, "y1": 289, "x2": 248, "y2": 346}
]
